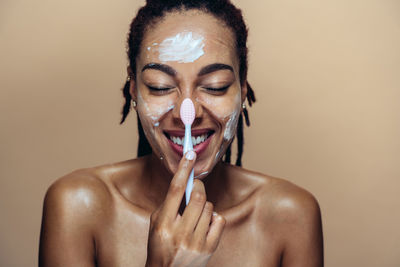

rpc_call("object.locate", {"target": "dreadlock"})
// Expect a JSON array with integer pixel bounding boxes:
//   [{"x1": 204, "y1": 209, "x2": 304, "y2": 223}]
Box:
[{"x1": 120, "y1": 0, "x2": 256, "y2": 166}]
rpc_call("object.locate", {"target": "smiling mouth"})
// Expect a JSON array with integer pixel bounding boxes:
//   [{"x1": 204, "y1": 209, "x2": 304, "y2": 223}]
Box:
[
  {"x1": 163, "y1": 129, "x2": 215, "y2": 156},
  {"x1": 165, "y1": 132, "x2": 212, "y2": 146}
]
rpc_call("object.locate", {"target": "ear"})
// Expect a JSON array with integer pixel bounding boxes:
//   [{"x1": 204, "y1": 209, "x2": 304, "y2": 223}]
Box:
[
  {"x1": 127, "y1": 66, "x2": 136, "y2": 102},
  {"x1": 241, "y1": 81, "x2": 248, "y2": 105}
]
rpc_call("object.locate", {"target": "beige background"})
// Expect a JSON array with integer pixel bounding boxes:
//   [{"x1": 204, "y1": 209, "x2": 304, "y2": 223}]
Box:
[{"x1": 1, "y1": 0, "x2": 399, "y2": 266}]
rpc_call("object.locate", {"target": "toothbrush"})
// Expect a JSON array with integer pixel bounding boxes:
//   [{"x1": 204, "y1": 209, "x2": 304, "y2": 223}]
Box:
[{"x1": 180, "y1": 98, "x2": 196, "y2": 205}]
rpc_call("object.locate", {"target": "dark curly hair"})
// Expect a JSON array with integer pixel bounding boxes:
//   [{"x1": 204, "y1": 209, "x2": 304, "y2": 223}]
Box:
[{"x1": 120, "y1": 0, "x2": 256, "y2": 166}]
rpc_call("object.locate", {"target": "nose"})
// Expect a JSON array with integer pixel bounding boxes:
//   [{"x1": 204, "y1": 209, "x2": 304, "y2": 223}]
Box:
[{"x1": 172, "y1": 96, "x2": 204, "y2": 126}]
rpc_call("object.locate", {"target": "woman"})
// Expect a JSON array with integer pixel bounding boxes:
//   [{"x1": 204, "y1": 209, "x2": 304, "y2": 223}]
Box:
[{"x1": 39, "y1": 0, "x2": 323, "y2": 266}]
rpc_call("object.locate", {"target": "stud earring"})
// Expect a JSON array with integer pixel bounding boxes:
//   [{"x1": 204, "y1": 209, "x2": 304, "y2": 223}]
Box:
[
  {"x1": 242, "y1": 102, "x2": 250, "y2": 126},
  {"x1": 131, "y1": 100, "x2": 137, "y2": 109},
  {"x1": 127, "y1": 76, "x2": 131, "y2": 82}
]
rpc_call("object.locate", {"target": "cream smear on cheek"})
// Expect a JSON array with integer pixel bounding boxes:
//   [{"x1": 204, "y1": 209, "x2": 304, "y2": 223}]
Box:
[
  {"x1": 137, "y1": 89, "x2": 175, "y2": 126},
  {"x1": 136, "y1": 89, "x2": 175, "y2": 157},
  {"x1": 147, "y1": 31, "x2": 205, "y2": 63},
  {"x1": 221, "y1": 93, "x2": 241, "y2": 141},
  {"x1": 224, "y1": 109, "x2": 240, "y2": 140},
  {"x1": 196, "y1": 92, "x2": 241, "y2": 168},
  {"x1": 218, "y1": 93, "x2": 241, "y2": 162}
]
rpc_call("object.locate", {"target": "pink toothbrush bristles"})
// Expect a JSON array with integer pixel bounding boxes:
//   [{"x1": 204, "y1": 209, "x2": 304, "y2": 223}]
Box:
[{"x1": 180, "y1": 98, "x2": 195, "y2": 125}]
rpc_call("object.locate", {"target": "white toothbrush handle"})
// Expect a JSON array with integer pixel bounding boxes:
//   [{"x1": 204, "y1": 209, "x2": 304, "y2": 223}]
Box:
[
  {"x1": 185, "y1": 169, "x2": 194, "y2": 205},
  {"x1": 183, "y1": 124, "x2": 194, "y2": 205}
]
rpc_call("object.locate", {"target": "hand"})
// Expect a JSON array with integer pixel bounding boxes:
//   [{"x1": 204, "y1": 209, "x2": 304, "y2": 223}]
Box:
[{"x1": 145, "y1": 151, "x2": 226, "y2": 267}]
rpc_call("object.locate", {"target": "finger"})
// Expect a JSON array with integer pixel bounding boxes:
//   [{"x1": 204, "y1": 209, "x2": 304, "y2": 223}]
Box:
[
  {"x1": 179, "y1": 179, "x2": 207, "y2": 234},
  {"x1": 161, "y1": 150, "x2": 196, "y2": 220},
  {"x1": 205, "y1": 212, "x2": 226, "y2": 253},
  {"x1": 192, "y1": 201, "x2": 213, "y2": 248}
]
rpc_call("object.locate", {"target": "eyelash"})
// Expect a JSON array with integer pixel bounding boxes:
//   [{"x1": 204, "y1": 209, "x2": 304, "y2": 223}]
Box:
[
  {"x1": 147, "y1": 86, "x2": 173, "y2": 91},
  {"x1": 146, "y1": 85, "x2": 230, "y2": 92},
  {"x1": 203, "y1": 85, "x2": 230, "y2": 92}
]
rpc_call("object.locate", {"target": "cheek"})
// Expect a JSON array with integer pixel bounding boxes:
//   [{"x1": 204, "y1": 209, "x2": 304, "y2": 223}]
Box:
[
  {"x1": 197, "y1": 92, "x2": 241, "y2": 140},
  {"x1": 223, "y1": 108, "x2": 240, "y2": 140},
  {"x1": 136, "y1": 90, "x2": 176, "y2": 155},
  {"x1": 196, "y1": 91, "x2": 241, "y2": 167},
  {"x1": 137, "y1": 90, "x2": 175, "y2": 126}
]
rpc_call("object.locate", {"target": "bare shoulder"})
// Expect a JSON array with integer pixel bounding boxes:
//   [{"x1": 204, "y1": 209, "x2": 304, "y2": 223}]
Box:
[
  {"x1": 226, "y1": 166, "x2": 323, "y2": 265},
  {"x1": 42, "y1": 157, "x2": 145, "y2": 222},
  {"x1": 263, "y1": 175, "x2": 321, "y2": 221},
  {"x1": 39, "y1": 165, "x2": 118, "y2": 265},
  {"x1": 43, "y1": 166, "x2": 113, "y2": 225},
  {"x1": 229, "y1": 165, "x2": 321, "y2": 224}
]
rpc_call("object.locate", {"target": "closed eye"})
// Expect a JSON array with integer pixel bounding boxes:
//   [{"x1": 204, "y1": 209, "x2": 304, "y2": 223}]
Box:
[
  {"x1": 203, "y1": 85, "x2": 230, "y2": 92},
  {"x1": 147, "y1": 85, "x2": 173, "y2": 91}
]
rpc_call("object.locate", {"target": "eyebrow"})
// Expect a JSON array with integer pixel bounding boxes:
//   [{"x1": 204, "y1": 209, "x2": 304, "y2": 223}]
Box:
[
  {"x1": 197, "y1": 63, "x2": 234, "y2": 76},
  {"x1": 141, "y1": 63, "x2": 234, "y2": 77},
  {"x1": 142, "y1": 63, "x2": 177, "y2": 76}
]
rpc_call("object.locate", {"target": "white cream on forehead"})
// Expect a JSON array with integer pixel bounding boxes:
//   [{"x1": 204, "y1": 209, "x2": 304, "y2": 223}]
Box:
[{"x1": 157, "y1": 31, "x2": 205, "y2": 63}]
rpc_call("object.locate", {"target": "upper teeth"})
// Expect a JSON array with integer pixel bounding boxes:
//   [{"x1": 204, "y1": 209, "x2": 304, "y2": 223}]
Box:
[{"x1": 170, "y1": 133, "x2": 209, "y2": 146}]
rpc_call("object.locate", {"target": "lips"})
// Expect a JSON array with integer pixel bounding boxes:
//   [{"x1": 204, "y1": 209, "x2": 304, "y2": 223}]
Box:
[{"x1": 164, "y1": 129, "x2": 215, "y2": 156}]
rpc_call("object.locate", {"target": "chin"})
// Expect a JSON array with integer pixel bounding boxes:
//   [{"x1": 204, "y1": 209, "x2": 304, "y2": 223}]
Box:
[
  {"x1": 193, "y1": 158, "x2": 215, "y2": 179},
  {"x1": 161, "y1": 149, "x2": 220, "y2": 180}
]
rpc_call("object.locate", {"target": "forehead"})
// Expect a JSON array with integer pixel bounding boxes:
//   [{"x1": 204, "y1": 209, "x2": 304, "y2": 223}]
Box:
[{"x1": 139, "y1": 10, "x2": 237, "y2": 68}]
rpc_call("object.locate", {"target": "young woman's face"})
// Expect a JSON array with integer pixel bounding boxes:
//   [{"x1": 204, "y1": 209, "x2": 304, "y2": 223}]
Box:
[{"x1": 131, "y1": 10, "x2": 247, "y2": 178}]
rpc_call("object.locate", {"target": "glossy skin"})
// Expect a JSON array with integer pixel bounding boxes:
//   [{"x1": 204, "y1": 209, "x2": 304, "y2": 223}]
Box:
[
  {"x1": 39, "y1": 10, "x2": 323, "y2": 267},
  {"x1": 134, "y1": 11, "x2": 243, "y2": 179}
]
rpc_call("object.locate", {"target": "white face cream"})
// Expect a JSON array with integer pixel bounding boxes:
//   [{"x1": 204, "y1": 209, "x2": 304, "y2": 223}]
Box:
[
  {"x1": 136, "y1": 88, "x2": 175, "y2": 159},
  {"x1": 223, "y1": 93, "x2": 241, "y2": 140},
  {"x1": 157, "y1": 31, "x2": 205, "y2": 63},
  {"x1": 224, "y1": 110, "x2": 239, "y2": 140},
  {"x1": 137, "y1": 89, "x2": 175, "y2": 123}
]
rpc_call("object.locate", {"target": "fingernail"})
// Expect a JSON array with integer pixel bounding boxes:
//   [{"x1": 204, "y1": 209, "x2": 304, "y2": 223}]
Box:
[{"x1": 185, "y1": 150, "x2": 196, "y2": 160}]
